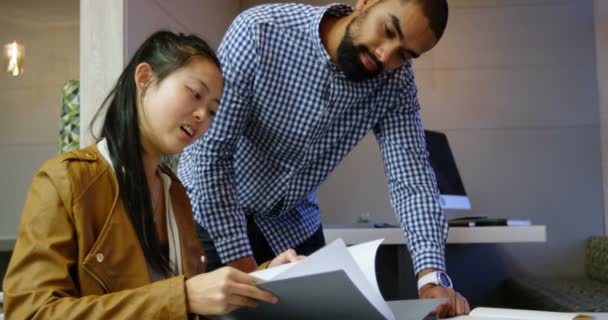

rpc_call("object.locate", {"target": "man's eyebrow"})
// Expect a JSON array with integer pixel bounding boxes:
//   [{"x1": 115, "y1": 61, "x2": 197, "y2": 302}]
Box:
[
  {"x1": 390, "y1": 14, "x2": 404, "y2": 40},
  {"x1": 389, "y1": 14, "x2": 421, "y2": 59}
]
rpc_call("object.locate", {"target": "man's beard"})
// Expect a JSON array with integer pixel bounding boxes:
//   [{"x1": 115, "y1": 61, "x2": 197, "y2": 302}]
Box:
[{"x1": 336, "y1": 21, "x2": 384, "y2": 82}]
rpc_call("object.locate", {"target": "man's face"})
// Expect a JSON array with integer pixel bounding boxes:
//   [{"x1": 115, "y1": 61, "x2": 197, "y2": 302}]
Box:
[{"x1": 336, "y1": 0, "x2": 439, "y2": 81}]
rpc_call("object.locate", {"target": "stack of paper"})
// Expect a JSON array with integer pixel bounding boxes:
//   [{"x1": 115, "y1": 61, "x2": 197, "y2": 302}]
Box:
[
  {"x1": 451, "y1": 307, "x2": 595, "y2": 320},
  {"x1": 216, "y1": 239, "x2": 444, "y2": 320}
]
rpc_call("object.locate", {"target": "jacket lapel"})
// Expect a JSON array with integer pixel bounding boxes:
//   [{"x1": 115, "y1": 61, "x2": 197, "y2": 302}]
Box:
[
  {"x1": 81, "y1": 156, "x2": 151, "y2": 292},
  {"x1": 169, "y1": 180, "x2": 206, "y2": 277}
]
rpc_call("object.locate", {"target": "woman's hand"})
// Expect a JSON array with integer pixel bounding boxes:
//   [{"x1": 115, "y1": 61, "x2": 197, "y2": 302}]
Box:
[
  {"x1": 267, "y1": 249, "x2": 306, "y2": 268},
  {"x1": 185, "y1": 266, "x2": 278, "y2": 315}
]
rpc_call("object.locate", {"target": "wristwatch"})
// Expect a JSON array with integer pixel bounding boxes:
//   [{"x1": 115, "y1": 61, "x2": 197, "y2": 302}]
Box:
[{"x1": 417, "y1": 271, "x2": 453, "y2": 291}]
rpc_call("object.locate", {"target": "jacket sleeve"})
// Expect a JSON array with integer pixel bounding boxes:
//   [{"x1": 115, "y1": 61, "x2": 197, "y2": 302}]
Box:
[{"x1": 2, "y1": 166, "x2": 190, "y2": 319}]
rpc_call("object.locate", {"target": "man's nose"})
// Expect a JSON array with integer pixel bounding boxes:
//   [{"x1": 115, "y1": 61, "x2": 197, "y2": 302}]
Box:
[{"x1": 374, "y1": 46, "x2": 387, "y2": 63}]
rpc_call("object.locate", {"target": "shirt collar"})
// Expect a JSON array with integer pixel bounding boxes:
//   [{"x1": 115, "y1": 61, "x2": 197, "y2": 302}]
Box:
[{"x1": 310, "y1": 3, "x2": 353, "y2": 70}]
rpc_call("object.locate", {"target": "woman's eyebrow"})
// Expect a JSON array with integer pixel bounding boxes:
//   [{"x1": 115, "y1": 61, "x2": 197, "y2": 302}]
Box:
[{"x1": 197, "y1": 80, "x2": 221, "y2": 104}]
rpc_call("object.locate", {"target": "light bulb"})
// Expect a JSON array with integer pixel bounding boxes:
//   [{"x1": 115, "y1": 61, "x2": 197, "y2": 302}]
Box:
[{"x1": 4, "y1": 41, "x2": 25, "y2": 77}]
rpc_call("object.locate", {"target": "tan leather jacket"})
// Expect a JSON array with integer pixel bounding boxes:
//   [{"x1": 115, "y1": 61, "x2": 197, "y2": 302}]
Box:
[{"x1": 3, "y1": 145, "x2": 207, "y2": 319}]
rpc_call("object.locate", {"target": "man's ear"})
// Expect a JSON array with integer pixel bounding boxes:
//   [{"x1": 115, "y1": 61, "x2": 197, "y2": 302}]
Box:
[{"x1": 134, "y1": 62, "x2": 154, "y2": 90}]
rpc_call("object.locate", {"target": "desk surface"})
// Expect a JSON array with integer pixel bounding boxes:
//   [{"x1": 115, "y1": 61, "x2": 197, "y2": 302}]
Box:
[
  {"x1": 0, "y1": 237, "x2": 14, "y2": 251},
  {"x1": 1, "y1": 225, "x2": 547, "y2": 251},
  {"x1": 323, "y1": 225, "x2": 547, "y2": 245},
  {"x1": 449, "y1": 313, "x2": 608, "y2": 320}
]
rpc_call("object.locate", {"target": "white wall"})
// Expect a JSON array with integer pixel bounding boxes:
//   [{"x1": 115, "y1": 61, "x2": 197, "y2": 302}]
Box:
[
  {"x1": 596, "y1": 0, "x2": 608, "y2": 235},
  {"x1": 0, "y1": 0, "x2": 79, "y2": 239},
  {"x1": 81, "y1": 0, "x2": 240, "y2": 146},
  {"x1": 422, "y1": 0, "x2": 603, "y2": 277},
  {"x1": 243, "y1": 0, "x2": 604, "y2": 277},
  {"x1": 80, "y1": 0, "x2": 124, "y2": 147},
  {"x1": 0, "y1": 0, "x2": 242, "y2": 238},
  {"x1": 125, "y1": 0, "x2": 240, "y2": 59}
]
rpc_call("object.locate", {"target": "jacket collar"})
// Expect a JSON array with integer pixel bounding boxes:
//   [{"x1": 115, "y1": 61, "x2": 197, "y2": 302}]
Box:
[{"x1": 73, "y1": 145, "x2": 203, "y2": 291}]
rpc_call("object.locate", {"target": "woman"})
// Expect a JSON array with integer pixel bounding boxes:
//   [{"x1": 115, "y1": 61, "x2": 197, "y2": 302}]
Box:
[{"x1": 2, "y1": 31, "x2": 301, "y2": 319}]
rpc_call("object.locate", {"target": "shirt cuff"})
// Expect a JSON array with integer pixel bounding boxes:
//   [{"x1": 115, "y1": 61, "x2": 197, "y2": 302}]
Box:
[
  {"x1": 214, "y1": 234, "x2": 255, "y2": 264},
  {"x1": 411, "y1": 247, "x2": 446, "y2": 275}
]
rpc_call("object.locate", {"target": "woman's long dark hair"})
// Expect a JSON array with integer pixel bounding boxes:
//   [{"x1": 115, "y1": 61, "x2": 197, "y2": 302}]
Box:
[{"x1": 91, "y1": 31, "x2": 221, "y2": 277}]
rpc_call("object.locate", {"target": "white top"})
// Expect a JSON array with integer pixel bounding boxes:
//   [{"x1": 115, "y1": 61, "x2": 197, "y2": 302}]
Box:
[{"x1": 97, "y1": 139, "x2": 183, "y2": 279}]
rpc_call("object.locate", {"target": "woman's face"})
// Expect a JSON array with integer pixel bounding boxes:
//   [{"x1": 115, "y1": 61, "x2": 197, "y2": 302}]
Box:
[{"x1": 137, "y1": 56, "x2": 223, "y2": 156}]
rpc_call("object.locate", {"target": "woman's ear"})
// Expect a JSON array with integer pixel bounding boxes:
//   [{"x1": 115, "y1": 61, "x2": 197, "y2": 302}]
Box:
[
  {"x1": 134, "y1": 62, "x2": 154, "y2": 90},
  {"x1": 354, "y1": 0, "x2": 370, "y2": 12}
]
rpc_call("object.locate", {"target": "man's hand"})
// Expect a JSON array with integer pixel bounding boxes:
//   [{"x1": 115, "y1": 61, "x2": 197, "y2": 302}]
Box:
[
  {"x1": 268, "y1": 249, "x2": 305, "y2": 268},
  {"x1": 417, "y1": 268, "x2": 470, "y2": 318},
  {"x1": 419, "y1": 284, "x2": 470, "y2": 318}
]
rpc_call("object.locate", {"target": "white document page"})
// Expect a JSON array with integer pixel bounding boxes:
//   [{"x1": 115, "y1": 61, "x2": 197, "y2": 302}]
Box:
[
  {"x1": 469, "y1": 307, "x2": 595, "y2": 320},
  {"x1": 252, "y1": 238, "x2": 384, "y2": 286},
  {"x1": 250, "y1": 260, "x2": 301, "y2": 281},
  {"x1": 347, "y1": 238, "x2": 384, "y2": 297},
  {"x1": 268, "y1": 238, "x2": 394, "y2": 320}
]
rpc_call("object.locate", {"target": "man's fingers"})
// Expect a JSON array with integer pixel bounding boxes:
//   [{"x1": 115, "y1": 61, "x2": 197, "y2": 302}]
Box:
[
  {"x1": 432, "y1": 288, "x2": 455, "y2": 317},
  {"x1": 281, "y1": 249, "x2": 305, "y2": 263},
  {"x1": 286, "y1": 254, "x2": 306, "y2": 263},
  {"x1": 456, "y1": 293, "x2": 465, "y2": 315},
  {"x1": 462, "y1": 294, "x2": 471, "y2": 314},
  {"x1": 434, "y1": 303, "x2": 449, "y2": 318},
  {"x1": 423, "y1": 287, "x2": 469, "y2": 317},
  {"x1": 283, "y1": 249, "x2": 298, "y2": 261},
  {"x1": 448, "y1": 290, "x2": 456, "y2": 317}
]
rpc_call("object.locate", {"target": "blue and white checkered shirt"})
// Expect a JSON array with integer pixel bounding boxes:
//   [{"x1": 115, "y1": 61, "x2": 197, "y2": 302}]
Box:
[{"x1": 178, "y1": 3, "x2": 448, "y2": 274}]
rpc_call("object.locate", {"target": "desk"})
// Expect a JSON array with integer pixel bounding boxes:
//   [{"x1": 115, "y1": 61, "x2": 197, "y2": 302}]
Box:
[
  {"x1": 0, "y1": 226, "x2": 547, "y2": 251},
  {"x1": 323, "y1": 224, "x2": 547, "y2": 305},
  {"x1": 323, "y1": 225, "x2": 547, "y2": 245},
  {"x1": 449, "y1": 313, "x2": 608, "y2": 320},
  {"x1": 0, "y1": 238, "x2": 15, "y2": 252}
]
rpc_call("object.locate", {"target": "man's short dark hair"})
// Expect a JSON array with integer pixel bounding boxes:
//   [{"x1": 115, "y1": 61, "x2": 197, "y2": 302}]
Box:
[{"x1": 399, "y1": 0, "x2": 449, "y2": 41}]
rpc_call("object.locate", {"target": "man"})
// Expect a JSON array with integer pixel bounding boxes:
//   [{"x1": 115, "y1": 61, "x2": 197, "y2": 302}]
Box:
[{"x1": 178, "y1": 0, "x2": 470, "y2": 316}]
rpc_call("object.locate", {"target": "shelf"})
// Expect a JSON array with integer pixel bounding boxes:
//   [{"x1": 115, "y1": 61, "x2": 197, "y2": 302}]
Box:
[
  {"x1": 0, "y1": 226, "x2": 547, "y2": 251},
  {"x1": 0, "y1": 237, "x2": 16, "y2": 251},
  {"x1": 323, "y1": 225, "x2": 546, "y2": 245}
]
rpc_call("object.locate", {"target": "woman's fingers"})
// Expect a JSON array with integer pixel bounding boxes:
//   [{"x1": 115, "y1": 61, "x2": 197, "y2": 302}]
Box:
[
  {"x1": 184, "y1": 267, "x2": 278, "y2": 316},
  {"x1": 226, "y1": 281, "x2": 278, "y2": 304},
  {"x1": 227, "y1": 295, "x2": 259, "y2": 309}
]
